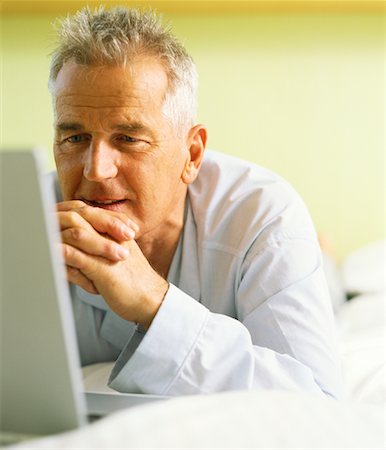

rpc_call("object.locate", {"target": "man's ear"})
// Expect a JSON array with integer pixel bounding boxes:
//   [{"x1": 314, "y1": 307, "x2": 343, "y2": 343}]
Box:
[{"x1": 182, "y1": 124, "x2": 207, "y2": 185}]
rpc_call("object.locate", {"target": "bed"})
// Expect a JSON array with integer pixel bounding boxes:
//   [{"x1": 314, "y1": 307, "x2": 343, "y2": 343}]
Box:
[{"x1": 9, "y1": 240, "x2": 385, "y2": 449}]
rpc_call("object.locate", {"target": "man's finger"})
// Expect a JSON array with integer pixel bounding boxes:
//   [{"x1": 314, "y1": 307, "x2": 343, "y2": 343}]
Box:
[
  {"x1": 57, "y1": 203, "x2": 138, "y2": 242},
  {"x1": 62, "y1": 242, "x2": 120, "y2": 283},
  {"x1": 67, "y1": 266, "x2": 99, "y2": 295},
  {"x1": 57, "y1": 210, "x2": 94, "y2": 232},
  {"x1": 57, "y1": 200, "x2": 89, "y2": 212},
  {"x1": 62, "y1": 227, "x2": 129, "y2": 261},
  {"x1": 62, "y1": 242, "x2": 95, "y2": 273}
]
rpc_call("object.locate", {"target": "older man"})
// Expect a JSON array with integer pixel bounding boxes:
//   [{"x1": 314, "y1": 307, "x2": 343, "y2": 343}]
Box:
[{"x1": 50, "y1": 7, "x2": 342, "y2": 397}]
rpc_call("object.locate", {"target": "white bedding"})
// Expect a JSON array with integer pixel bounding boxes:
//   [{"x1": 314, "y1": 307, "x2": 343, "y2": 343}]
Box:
[
  {"x1": 336, "y1": 292, "x2": 385, "y2": 404},
  {"x1": 9, "y1": 290, "x2": 385, "y2": 450},
  {"x1": 10, "y1": 390, "x2": 384, "y2": 449},
  {"x1": 8, "y1": 241, "x2": 386, "y2": 449}
]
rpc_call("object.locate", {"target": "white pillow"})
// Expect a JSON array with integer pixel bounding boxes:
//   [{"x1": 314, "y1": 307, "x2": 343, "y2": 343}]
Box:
[
  {"x1": 341, "y1": 240, "x2": 386, "y2": 294},
  {"x1": 336, "y1": 292, "x2": 385, "y2": 335},
  {"x1": 336, "y1": 293, "x2": 385, "y2": 404}
]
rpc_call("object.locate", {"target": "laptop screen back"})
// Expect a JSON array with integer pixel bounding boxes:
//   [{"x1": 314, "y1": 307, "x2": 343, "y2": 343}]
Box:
[{"x1": 0, "y1": 150, "x2": 87, "y2": 435}]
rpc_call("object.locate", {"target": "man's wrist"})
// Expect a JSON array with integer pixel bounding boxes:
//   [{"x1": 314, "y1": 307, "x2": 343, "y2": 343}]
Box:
[{"x1": 137, "y1": 278, "x2": 169, "y2": 330}]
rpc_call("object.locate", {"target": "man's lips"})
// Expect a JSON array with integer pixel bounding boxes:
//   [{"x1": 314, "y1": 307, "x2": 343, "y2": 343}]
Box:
[{"x1": 82, "y1": 198, "x2": 129, "y2": 210}]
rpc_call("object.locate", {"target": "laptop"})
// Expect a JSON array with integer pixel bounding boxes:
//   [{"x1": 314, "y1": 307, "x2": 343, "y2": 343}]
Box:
[{"x1": 0, "y1": 150, "x2": 167, "y2": 444}]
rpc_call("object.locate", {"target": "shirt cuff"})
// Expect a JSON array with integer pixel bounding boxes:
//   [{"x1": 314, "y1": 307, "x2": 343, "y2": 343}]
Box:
[{"x1": 108, "y1": 283, "x2": 210, "y2": 395}]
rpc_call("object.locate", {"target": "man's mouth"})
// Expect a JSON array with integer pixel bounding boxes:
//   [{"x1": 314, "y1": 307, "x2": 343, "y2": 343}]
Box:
[{"x1": 83, "y1": 199, "x2": 128, "y2": 209}]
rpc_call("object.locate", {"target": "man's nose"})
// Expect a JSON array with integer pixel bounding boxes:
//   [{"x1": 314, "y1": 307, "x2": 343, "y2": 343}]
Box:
[{"x1": 83, "y1": 140, "x2": 118, "y2": 181}]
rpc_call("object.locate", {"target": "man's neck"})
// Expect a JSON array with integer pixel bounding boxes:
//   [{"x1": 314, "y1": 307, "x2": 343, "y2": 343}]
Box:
[{"x1": 136, "y1": 193, "x2": 187, "y2": 279}]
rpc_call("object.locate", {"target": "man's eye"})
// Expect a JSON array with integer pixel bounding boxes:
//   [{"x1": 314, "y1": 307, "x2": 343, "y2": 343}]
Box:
[
  {"x1": 118, "y1": 135, "x2": 138, "y2": 143},
  {"x1": 66, "y1": 135, "x2": 87, "y2": 143}
]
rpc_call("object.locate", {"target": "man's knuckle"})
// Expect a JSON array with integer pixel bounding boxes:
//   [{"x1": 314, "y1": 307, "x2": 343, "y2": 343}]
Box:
[
  {"x1": 111, "y1": 218, "x2": 123, "y2": 230},
  {"x1": 67, "y1": 265, "x2": 78, "y2": 280},
  {"x1": 67, "y1": 210, "x2": 81, "y2": 224},
  {"x1": 73, "y1": 200, "x2": 86, "y2": 208},
  {"x1": 70, "y1": 227, "x2": 83, "y2": 241},
  {"x1": 62, "y1": 243, "x2": 71, "y2": 258},
  {"x1": 82, "y1": 204, "x2": 93, "y2": 214},
  {"x1": 104, "y1": 241, "x2": 116, "y2": 255}
]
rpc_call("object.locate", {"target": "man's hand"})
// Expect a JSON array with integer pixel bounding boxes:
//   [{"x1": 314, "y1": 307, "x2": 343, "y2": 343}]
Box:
[{"x1": 57, "y1": 201, "x2": 169, "y2": 329}]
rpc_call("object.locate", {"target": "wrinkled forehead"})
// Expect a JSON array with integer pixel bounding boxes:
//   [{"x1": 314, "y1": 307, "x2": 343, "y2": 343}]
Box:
[{"x1": 52, "y1": 58, "x2": 169, "y2": 109}]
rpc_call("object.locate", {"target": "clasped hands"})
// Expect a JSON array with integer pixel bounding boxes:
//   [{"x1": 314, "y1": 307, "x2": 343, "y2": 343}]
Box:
[{"x1": 57, "y1": 201, "x2": 169, "y2": 330}]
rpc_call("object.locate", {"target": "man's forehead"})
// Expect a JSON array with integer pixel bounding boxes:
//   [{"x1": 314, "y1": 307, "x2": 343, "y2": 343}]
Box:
[
  {"x1": 52, "y1": 58, "x2": 169, "y2": 101},
  {"x1": 54, "y1": 99, "x2": 155, "y2": 131},
  {"x1": 55, "y1": 93, "x2": 143, "y2": 110}
]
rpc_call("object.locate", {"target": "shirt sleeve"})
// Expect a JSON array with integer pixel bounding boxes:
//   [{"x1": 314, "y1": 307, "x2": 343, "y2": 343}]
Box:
[{"x1": 108, "y1": 259, "x2": 342, "y2": 398}]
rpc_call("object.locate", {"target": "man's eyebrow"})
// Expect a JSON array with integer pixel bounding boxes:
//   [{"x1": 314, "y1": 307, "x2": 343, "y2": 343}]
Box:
[
  {"x1": 115, "y1": 123, "x2": 157, "y2": 141},
  {"x1": 55, "y1": 121, "x2": 156, "y2": 138},
  {"x1": 115, "y1": 123, "x2": 153, "y2": 135},
  {"x1": 56, "y1": 122, "x2": 85, "y2": 132}
]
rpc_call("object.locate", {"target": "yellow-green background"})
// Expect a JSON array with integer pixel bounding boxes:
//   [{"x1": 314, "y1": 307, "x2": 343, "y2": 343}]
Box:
[{"x1": 1, "y1": 1, "x2": 385, "y2": 260}]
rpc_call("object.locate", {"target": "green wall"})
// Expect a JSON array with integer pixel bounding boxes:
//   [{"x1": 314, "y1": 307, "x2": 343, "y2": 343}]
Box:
[{"x1": 1, "y1": 8, "x2": 385, "y2": 259}]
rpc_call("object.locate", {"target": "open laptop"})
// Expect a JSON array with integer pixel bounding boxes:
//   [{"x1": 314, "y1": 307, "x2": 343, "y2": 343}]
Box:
[{"x1": 0, "y1": 150, "x2": 167, "y2": 444}]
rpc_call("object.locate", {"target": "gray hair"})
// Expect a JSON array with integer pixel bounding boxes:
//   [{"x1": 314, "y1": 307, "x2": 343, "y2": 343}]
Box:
[{"x1": 48, "y1": 6, "x2": 198, "y2": 131}]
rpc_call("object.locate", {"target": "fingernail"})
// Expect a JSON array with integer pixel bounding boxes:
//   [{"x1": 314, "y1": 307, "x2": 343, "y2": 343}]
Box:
[{"x1": 117, "y1": 247, "x2": 129, "y2": 259}]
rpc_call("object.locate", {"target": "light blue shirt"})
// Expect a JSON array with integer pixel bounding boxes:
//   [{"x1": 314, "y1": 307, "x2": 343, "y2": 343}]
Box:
[{"x1": 71, "y1": 150, "x2": 342, "y2": 398}]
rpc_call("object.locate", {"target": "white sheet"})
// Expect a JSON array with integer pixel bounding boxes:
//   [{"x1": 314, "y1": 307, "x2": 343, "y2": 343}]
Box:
[{"x1": 10, "y1": 390, "x2": 384, "y2": 449}]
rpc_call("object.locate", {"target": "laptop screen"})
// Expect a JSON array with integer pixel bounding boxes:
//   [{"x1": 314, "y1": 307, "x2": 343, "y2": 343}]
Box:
[{"x1": 0, "y1": 150, "x2": 88, "y2": 436}]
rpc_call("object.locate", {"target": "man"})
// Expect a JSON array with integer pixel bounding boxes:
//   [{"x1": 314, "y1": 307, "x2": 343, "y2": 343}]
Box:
[{"x1": 50, "y1": 6, "x2": 342, "y2": 397}]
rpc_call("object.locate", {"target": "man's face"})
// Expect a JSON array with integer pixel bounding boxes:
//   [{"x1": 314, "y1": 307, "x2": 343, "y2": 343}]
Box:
[{"x1": 53, "y1": 57, "x2": 192, "y2": 238}]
